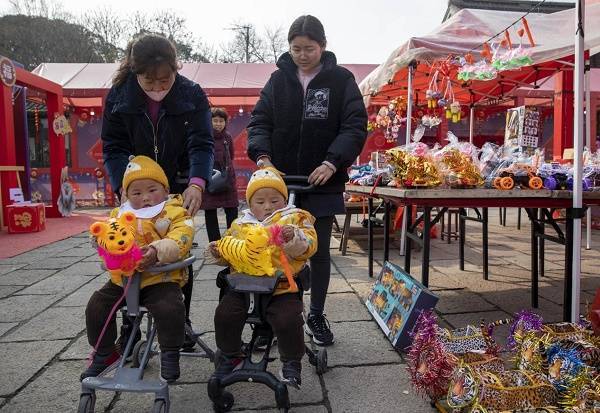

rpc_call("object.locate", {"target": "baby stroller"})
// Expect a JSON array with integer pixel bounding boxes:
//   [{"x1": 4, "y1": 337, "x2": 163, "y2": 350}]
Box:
[
  {"x1": 207, "y1": 176, "x2": 328, "y2": 413},
  {"x1": 78, "y1": 256, "x2": 215, "y2": 413}
]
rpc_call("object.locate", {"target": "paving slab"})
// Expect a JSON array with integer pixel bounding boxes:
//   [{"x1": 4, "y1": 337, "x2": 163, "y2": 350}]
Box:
[
  {"x1": 0, "y1": 285, "x2": 22, "y2": 298},
  {"x1": 0, "y1": 323, "x2": 17, "y2": 337},
  {"x1": 325, "y1": 321, "x2": 401, "y2": 367},
  {"x1": 0, "y1": 340, "x2": 69, "y2": 396},
  {"x1": 188, "y1": 300, "x2": 219, "y2": 334},
  {"x1": 14, "y1": 272, "x2": 91, "y2": 297},
  {"x1": 54, "y1": 275, "x2": 106, "y2": 307},
  {"x1": 193, "y1": 264, "x2": 222, "y2": 281},
  {"x1": 25, "y1": 256, "x2": 85, "y2": 269},
  {"x1": 327, "y1": 274, "x2": 354, "y2": 293},
  {"x1": 1, "y1": 306, "x2": 86, "y2": 342},
  {"x1": 0, "y1": 294, "x2": 58, "y2": 322},
  {"x1": 0, "y1": 264, "x2": 26, "y2": 276},
  {"x1": 59, "y1": 335, "x2": 90, "y2": 360},
  {"x1": 238, "y1": 406, "x2": 327, "y2": 413},
  {"x1": 325, "y1": 364, "x2": 433, "y2": 413},
  {"x1": 434, "y1": 289, "x2": 498, "y2": 314},
  {"x1": 442, "y1": 310, "x2": 512, "y2": 330},
  {"x1": 1, "y1": 360, "x2": 113, "y2": 412},
  {"x1": 190, "y1": 279, "x2": 221, "y2": 301},
  {"x1": 53, "y1": 261, "x2": 106, "y2": 277},
  {"x1": 307, "y1": 293, "x2": 371, "y2": 323},
  {"x1": 0, "y1": 269, "x2": 57, "y2": 286},
  {"x1": 108, "y1": 383, "x2": 210, "y2": 413}
]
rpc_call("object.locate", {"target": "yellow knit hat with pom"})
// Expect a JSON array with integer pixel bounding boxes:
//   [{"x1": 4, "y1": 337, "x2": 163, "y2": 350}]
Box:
[
  {"x1": 122, "y1": 155, "x2": 169, "y2": 193},
  {"x1": 246, "y1": 167, "x2": 288, "y2": 203}
]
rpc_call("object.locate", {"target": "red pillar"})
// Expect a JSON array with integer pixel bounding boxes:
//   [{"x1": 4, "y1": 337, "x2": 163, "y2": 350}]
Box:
[
  {"x1": 553, "y1": 70, "x2": 574, "y2": 160},
  {"x1": 45, "y1": 91, "x2": 65, "y2": 218},
  {"x1": 0, "y1": 84, "x2": 18, "y2": 227}
]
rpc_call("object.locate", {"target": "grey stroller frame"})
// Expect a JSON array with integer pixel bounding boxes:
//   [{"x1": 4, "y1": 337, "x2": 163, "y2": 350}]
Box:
[
  {"x1": 78, "y1": 255, "x2": 214, "y2": 413},
  {"x1": 208, "y1": 176, "x2": 328, "y2": 413}
]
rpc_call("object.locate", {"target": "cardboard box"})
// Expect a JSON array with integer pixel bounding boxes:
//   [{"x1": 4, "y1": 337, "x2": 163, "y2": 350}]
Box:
[
  {"x1": 7, "y1": 203, "x2": 46, "y2": 233},
  {"x1": 365, "y1": 261, "x2": 438, "y2": 351}
]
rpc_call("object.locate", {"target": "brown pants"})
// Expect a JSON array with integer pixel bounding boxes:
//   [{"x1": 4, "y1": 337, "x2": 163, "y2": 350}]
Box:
[
  {"x1": 214, "y1": 291, "x2": 305, "y2": 362},
  {"x1": 85, "y1": 281, "x2": 185, "y2": 353}
]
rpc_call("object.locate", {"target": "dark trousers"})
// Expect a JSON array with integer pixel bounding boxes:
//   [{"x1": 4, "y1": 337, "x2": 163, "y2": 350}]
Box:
[
  {"x1": 204, "y1": 208, "x2": 238, "y2": 242},
  {"x1": 214, "y1": 291, "x2": 305, "y2": 362},
  {"x1": 309, "y1": 215, "x2": 334, "y2": 315},
  {"x1": 86, "y1": 281, "x2": 185, "y2": 354}
]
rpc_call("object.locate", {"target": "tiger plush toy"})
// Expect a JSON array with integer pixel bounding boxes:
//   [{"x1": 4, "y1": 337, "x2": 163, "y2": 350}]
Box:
[{"x1": 90, "y1": 211, "x2": 143, "y2": 283}]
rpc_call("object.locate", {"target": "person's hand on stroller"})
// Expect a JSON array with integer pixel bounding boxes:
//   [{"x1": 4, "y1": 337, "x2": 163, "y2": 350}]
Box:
[
  {"x1": 281, "y1": 225, "x2": 309, "y2": 258},
  {"x1": 137, "y1": 245, "x2": 158, "y2": 271}
]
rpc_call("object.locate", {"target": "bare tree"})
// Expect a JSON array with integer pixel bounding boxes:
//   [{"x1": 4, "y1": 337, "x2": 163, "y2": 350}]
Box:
[
  {"x1": 80, "y1": 6, "x2": 126, "y2": 57},
  {"x1": 264, "y1": 25, "x2": 286, "y2": 62},
  {"x1": 222, "y1": 23, "x2": 268, "y2": 63},
  {"x1": 7, "y1": 0, "x2": 73, "y2": 21}
]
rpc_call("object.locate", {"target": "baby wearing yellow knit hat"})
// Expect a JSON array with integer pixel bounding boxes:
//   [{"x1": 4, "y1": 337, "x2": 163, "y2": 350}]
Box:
[
  {"x1": 82, "y1": 155, "x2": 195, "y2": 383},
  {"x1": 208, "y1": 167, "x2": 318, "y2": 387}
]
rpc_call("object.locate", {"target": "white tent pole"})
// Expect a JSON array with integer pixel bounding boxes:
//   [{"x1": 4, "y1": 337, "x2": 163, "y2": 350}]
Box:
[
  {"x1": 585, "y1": 60, "x2": 592, "y2": 250},
  {"x1": 572, "y1": 0, "x2": 585, "y2": 322},
  {"x1": 469, "y1": 105, "x2": 475, "y2": 144},
  {"x1": 400, "y1": 61, "x2": 417, "y2": 256}
]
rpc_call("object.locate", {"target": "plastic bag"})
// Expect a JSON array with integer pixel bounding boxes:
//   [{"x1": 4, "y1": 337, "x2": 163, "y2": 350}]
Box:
[
  {"x1": 433, "y1": 132, "x2": 483, "y2": 188},
  {"x1": 385, "y1": 125, "x2": 441, "y2": 188}
]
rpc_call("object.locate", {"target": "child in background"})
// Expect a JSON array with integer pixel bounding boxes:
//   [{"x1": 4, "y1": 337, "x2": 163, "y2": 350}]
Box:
[
  {"x1": 208, "y1": 168, "x2": 317, "y2": 388},
  {"x1": 82, "y1": 155, "x2": 194, "y2": 383}
]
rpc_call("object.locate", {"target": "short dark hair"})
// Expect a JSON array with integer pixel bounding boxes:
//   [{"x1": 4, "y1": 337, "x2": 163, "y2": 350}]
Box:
[
  {"x1": 287, "y1": 15, "x2": 326, "y2": 47},
  {"x1": 211, "y1": 107, "x2": 228, "y2": 122},
  {"x1": 113, "y1": 33, "x2": 179, "y2": 86}
]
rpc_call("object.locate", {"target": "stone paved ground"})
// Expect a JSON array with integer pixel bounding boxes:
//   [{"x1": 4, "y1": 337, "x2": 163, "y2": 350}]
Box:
[{"x1": 0, "y1": 208, "x2": 598, "y2": 412}]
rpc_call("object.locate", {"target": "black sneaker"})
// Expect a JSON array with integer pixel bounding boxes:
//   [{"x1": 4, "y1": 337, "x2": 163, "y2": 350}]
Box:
[
  {"x1": 80, "y1": 351, "x2": 120, "y2": 381},
  {"x1": 279, "y1": 360, "x2": 302, "y2": 389},
  {"x1": 304, "y1": 313, "x2": 335, "y2": 346},
  {"x1": 116, "y1": 321, "x2": 142, "y2": 360},
  {"x1": 160, "y1": 351, "x2": 180, "y2": 383},
  {"x1": 212, "y1": 355, "x2": 244, "y2": 381}
]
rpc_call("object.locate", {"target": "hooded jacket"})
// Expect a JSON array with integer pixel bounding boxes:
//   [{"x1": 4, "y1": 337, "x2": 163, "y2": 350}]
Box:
[
  {"x1": 109, "y1": 194, "x2": 195, "y2": 289},
  {"x1": 102, "y1": 73, "x2": 214, "y2": 195},
  {"x1": 247, "y1": 51, "x2": 368, "y2": 193}
]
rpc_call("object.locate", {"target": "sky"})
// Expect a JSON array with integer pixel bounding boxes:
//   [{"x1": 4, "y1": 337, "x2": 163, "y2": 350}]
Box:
[{"x1": 0, "y1": 0, "x2": 449, "y2": 63}]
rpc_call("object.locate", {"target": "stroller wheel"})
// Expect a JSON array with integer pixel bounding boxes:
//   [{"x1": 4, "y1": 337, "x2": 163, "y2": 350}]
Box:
[
  {"x1": 152, "y1": 398, "x2": 167, "y2": 413},
  {"x1": 77, "y1": 393, "x2": 95, "y2": 413},
  {"x1": 212, "y1": 391, "x2": 234, "y2": 412},
  {"x1": 316, "y1": 348, "x2": 328, "y2": 374},
  {"x1": 131, "y1": 340, "x2": 148, "y2": 368}
]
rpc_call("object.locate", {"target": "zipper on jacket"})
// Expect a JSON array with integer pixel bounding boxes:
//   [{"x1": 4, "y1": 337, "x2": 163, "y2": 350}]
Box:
[
  {"x1": 144, "y1": 112, "x2": 165, "y2": 162},
  {"x1": 296, "y1": 81, "x2": 307, "y2": 174}
]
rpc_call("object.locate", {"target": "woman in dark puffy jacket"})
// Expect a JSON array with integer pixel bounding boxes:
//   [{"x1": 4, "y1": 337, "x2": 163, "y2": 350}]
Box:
[
  {"x1": 247, "y1": 15, "x2": 367, "y2": 346},
  {"x1": 101, "y1": 33, "x2": 213, "y2": 353},
  {"x1": 200, "y1": 108, "x2": 239, "y2": 241}
]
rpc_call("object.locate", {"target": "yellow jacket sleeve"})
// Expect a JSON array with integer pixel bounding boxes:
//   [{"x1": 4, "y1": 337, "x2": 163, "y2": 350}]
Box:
[
  {"x1": 161, "y1": 206, "x2": 194, "y2": 260},
  {"x1": 290, "y1": 211, "x2": 318, "y2": 261}
]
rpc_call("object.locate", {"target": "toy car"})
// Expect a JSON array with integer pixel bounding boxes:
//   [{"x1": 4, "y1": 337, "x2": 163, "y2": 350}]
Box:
[{"x1": 492, "y1": 163, "x2": 543, "y2": 190}]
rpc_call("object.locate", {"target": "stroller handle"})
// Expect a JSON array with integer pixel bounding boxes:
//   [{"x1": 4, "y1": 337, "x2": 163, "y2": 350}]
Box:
[{"x1": 283, "y1": 175, "x2": 315, "y2": 194}]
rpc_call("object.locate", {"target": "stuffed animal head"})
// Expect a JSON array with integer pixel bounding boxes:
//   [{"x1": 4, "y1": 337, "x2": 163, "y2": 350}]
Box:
[{"x1": 90, "y1": 212, "x2": 137, "y2": 254}]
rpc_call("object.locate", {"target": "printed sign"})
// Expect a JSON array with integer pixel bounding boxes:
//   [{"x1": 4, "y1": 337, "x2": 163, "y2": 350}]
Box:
[{"x1": 0, "y1": 56, "x2": 16, "y2": 87}]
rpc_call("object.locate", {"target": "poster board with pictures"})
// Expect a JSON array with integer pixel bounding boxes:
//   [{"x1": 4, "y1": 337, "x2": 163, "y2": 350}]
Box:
[
  {"x1": 504, "y1": 106, "x2": 542, "y2": 150},
  {"x1": 365, "y1": 261, "x2": 438, "y2": 351}
]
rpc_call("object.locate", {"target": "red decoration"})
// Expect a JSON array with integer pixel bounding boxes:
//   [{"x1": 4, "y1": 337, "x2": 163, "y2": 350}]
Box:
[{"x1": 7, "y1": 203, "x2": 46, "y2": 233}]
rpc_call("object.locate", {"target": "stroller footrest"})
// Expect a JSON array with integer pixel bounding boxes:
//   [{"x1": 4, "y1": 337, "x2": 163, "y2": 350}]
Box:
[
  {"x1": 82, "y1": 369, "x2": 167, "y2": 393},
  {"x1": 220, "y1": 369, "x2": 281, "y2": 390}
]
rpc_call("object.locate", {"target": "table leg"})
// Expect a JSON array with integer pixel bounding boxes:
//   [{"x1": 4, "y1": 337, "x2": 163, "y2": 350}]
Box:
[
  {"x1": 368, "y1": 197, "x2": 374, "y2": 278},
  {"x1": 340, "y1": 212, "x2": 352, "y2": 256},
  {"x1": 517, "y1": 208, "x2": 522, "y2": 230},
  {"x1": 459, "y1": 208, "x2": 466, "y2": 271},
  {"x1": 530, "y1": 208, "x2": 539, "y2": 308},
  {"x1": 404, "y1": 204, "x2": 412, "y2": 274},
  {"x1": 483, "y1": 207, "x2": 489, "y2": 281},
  {"x1": 422, "y1": 207, "x2": 431, "y2": 287},
  {"x1": 564, "y1": 209, "x2": 574, "y2": 321},
  {"x1": 539, "y1": 209, "x2": 545, "y2": 278},
  {"x1": 383, "y1": 201, "x2": 390, "y2": 263},
  {"x1": 447, "y1": 208, "x2": 451, "y2": 244}
]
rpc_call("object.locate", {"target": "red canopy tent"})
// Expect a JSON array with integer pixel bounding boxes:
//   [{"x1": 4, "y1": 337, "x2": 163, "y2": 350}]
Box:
[
  {"x1": 359, "y1": 3, "x2": 600, "y2": 156},
  {"x1": 0, "y1": 57, "x2": 65, "y2": 227}
]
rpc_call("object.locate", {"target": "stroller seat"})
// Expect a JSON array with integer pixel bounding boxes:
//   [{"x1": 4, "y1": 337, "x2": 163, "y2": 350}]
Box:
[{"x1": 208, "y1": 267, "x2": 327, "y2": 413}]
